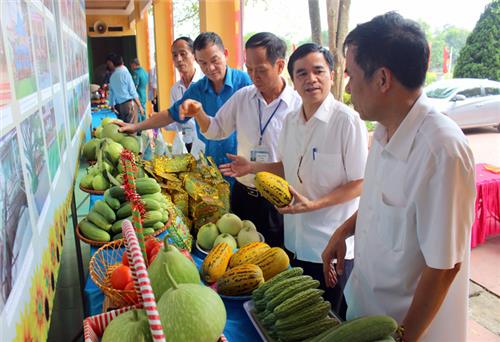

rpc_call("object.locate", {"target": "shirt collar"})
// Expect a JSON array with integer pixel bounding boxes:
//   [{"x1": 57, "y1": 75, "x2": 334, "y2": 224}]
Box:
[
  {"x1": 203, "y1": 66, "x2": 233, "y2": 93},
  {"x1": 375, "y1": 93, "x2": 431, "y2": 161},
  {"x1": 300, "y1": 93, "x2": 336, "y2": 124},
  {"x1": 250, "y1": 78, "x2": 296, "y2": 108}
]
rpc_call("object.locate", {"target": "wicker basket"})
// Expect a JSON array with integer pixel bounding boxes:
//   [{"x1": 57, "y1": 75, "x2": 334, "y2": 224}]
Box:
[
  {"x1": 79, "y1": 183, "x2": 105, "y2": 195},
  {"x1": 76, "y1": 206, "x2": 174, "y2": 246}
]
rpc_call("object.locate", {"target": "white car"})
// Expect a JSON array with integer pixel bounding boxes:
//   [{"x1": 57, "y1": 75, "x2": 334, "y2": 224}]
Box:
[{"x1": 425, "y1": 78, "x2": 500, "y2": 131}]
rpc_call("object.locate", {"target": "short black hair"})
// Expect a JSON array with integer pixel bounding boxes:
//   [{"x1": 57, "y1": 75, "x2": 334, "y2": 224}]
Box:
[
  {"x1": 287, "y1": 43, "x2": 334, "y2": 80},
  {"x1": 173, "y1": 36, "x2": 194, "y2": 53},
  {"x1": 106, "y1": 53, "x2": 123, "y2": 66},
  {"x1": 344, "y1": 11, "x2": 429, "y2": 89},
  {"x1": 245, "y1": 32, "x2": 287, "y2": 64},
  {"x1": 193, "y1": 32, "x2": 225, "y2": 52}
]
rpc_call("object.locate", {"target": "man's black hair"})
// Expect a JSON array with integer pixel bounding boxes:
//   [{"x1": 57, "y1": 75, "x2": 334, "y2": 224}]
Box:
[
  {"x1": 106, "y1": 53, "x2": 123, "y2": 66},
  {"x1": 173, "y1": 36, "x2": 194, "y2": 53},
  {"x1": 245, "y1": 32, "x2": 287, "y2": 64},
  {"x1": 343, "y1": 11, "x2": 429, "y2": 89},
  {"x1": 287, "y1": 43, "x2": 334, "y2": 80},
  {"x1": 193, "y1": 32, "x2": 225, "y2": 52}
]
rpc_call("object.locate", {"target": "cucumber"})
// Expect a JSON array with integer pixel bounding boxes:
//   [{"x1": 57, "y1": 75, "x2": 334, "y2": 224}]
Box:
[
  {"x1": 261, "y1": 312, "x2": 277, "y2": 329},
  {"x1": 135, "y1": 178, "x2": 161, "y2": 195},
  {"x1": 109, "y1": 185, "x2": 125, "y2": 201},
  {"x1": 111, "y1": 219, "x2": 126, "y2": 233},
  {"x1": 275, "y1": 300, "x2": 331, "y2": 331},
  {"x1": 116, "y1": 202, "x2": 132, "y2": 219},
  {"x1": 104, "y1": 189, "x2": 121, "y2": 210},
  {"x1": 274, "y1": 288, "x2": 325, "y2": 319},
  {"x1": 266, "y1": 278, "x2": 319, "y2": 311},
  {"x1": 277, "y1": 317, "x2": 338, "y2": 341},
  {"x1": 79, "y1": 220, "x2": 111, "y2": 242},
  {"x1": 143, "y1": 210, "x2": 163, "y2": 226},
  {"x1": 252, "y1": 267, "x2": 304, "y2": 301},
  {"x1": 142, "y1": 198, "x2": 161, "y2": 211},
  {"x1": 316, "y1": 315, "x2": 398, "y2": 342},
  {"x1": 143, "y1": 228, "x2": 155, "y2": 235},
  {"x1": 87, "y1": 210, "x2": 112, "y2": 231},
  {"x1": 264, "y1": 275, "x2": 312, "y2": 300},
  {"x1": 152, "y1": 221, "x2": 165, "y2": 230},
  {"x1": 141, "y1": 192, "x2": 165, "y2": 202},
  {"x1": 93, "y1": 200, "x2": 116, "y2": 222},
  {"x1": 255, "y1": 298, "x2": 268, "y2": 313},
  {"x1": 159, "y1": 208, "x2": 169, "y2": 223}
]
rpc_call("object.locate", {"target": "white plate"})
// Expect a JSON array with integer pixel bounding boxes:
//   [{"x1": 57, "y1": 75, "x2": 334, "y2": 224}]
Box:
[{"x1": 195, "y1": 232, "x2": 265, "y2": 256}]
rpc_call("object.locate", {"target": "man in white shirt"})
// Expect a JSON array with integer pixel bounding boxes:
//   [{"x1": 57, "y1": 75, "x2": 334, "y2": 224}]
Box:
[
  {"x1": 179, "y1": 32, "x2": 301, "y2": 248},
  {"x1": 322, "y1": 12, "x2": 476, "y2": 341},
  {"x1": 209, "y1": 43, "x2": 368, "y2": 318},
  {"x1": 168, "y1": 37, "x2": 204, "y2": 151}
]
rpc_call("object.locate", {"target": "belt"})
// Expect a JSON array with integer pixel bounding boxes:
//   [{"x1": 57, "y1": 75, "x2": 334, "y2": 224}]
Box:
[
  {"x1": 119, "y1": 99, "x2": 133, "y2": 105},
  {"x1": 238, "y1": 181, "x2": 260, "y2": 198}
]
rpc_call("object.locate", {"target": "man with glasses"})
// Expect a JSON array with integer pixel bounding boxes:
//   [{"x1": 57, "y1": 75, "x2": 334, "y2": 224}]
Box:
[
  {"x1": 218, "y1": 43, "x2": 367, "y2": 319},
  {"x1": 179, "y1": 32, "x2": 301, "y2": 248}
]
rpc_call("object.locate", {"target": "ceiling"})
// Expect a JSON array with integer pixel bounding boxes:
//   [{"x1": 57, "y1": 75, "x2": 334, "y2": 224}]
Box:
[{"x1": 85, "y1": 0, "x2": 136, "y2": 15}]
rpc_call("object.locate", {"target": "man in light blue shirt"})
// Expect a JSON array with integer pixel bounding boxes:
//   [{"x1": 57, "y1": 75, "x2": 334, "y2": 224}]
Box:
[
  {"x1": 117, "y1": 32, "x2": 251, "y2": 168},
  {"x1": 106, "y1": 53, "x2": 144, "y2": 123}
]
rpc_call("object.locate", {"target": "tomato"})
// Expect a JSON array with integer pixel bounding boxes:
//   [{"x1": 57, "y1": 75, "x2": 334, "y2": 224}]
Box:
[
  {"x1": 149, "y1": 246, "x2": 161, "y2": 263},
  {"x1": 122, "y1": 252, "x2": 129, "y2": 266},
  {"x1": 111, "y1": 265, "x2": 133, "y2": 290},
  {"x1": 124, "y1": 281, "x2": 139, "y2": 303},
  {"x1": 145, "y1": 237, "x2": 161, "y2": 257}
]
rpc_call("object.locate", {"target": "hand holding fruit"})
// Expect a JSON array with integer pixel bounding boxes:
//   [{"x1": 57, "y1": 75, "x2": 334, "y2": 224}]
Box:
[
  {"x1": 179, "y1": 99, "x2": 202, "y2": 120},
  {"x1": 219, "y1": 153, "x2": 253, "y2": 177},
  {"x1": 115, "y1": 120, "x2": 138, "y2": 134},
  {"x1": 277, "y1": 186, "x2": 314, "y2": 214}
]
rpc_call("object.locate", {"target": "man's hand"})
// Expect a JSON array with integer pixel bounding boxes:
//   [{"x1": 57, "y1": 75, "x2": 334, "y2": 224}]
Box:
[
  {"x1": 277, "y1": 186, "x2": 315, "y2": 214},
  {"x1": 321, "y1": 227, "x2": 348, "y2": 288},
  {"x1": 179, "y1": 99, "x2": 202, "y2": 120},
  {"x1": 115, "y1": 120, "x2": 138, "y2": 134},
  {"x1": 219, "y1": 153, "x2": 253, "y2": 177}
]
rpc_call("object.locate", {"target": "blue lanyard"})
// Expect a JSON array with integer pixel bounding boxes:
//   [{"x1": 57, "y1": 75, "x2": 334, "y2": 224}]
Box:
[{"x1": 258, "y1": 98, "x2": 283, "y2": 145}]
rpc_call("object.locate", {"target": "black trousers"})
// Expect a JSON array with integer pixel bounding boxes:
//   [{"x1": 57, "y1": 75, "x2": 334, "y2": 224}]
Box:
[
  {"x1": 286, "y1": 249, "x2": 353, "y2": 320},
  {"x1": 230, "y1": 181, "x2": 284, "y2": 248}
]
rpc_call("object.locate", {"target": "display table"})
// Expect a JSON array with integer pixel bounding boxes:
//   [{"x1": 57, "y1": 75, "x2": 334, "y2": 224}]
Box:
[{"x1": 472, "y1": 163, "x2": 500, "y2": 248}]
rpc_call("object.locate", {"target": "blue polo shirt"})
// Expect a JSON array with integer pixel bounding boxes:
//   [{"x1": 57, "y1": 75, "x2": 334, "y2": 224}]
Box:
[{"x1": 169, "y1": 67, "x2": 252, "y2": 166}]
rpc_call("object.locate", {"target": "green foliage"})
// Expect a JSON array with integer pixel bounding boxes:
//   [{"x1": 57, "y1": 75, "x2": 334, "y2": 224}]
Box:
[
  {"x1": 365, "y1": 121, "x2": 376, "y2": 132},
  {"x1": 424, "y1": 71, "x2": 438, "y2": 86},
  {"x1": 342, "y1": 92, "x2": 351, "y2": 105},
  {"x1": 454, "y1": 1, "x2": 500, "y2": 80},
  {"x1": 426, "y1": 25, "x2": 470, "y2": 72}
]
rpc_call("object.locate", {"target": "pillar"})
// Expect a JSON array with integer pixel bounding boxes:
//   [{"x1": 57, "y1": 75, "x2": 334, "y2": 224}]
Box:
[
  {"x1": 199, "y1": 0, "x2": 243, "y2": 69},
  {"x1": 134, "y1": 2, "x2": 152, "y2": 115}
]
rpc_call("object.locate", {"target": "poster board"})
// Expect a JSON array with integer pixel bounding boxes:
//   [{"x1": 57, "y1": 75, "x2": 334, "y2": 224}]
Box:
[{"x1": 0, "y1": 0, "x2": 90, "y2": 340}]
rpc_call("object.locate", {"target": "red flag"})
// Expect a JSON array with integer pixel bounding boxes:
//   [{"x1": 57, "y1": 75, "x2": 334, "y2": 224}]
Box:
[{"x1": 443, "y1": 46, "x2": 450, "y2": 74}]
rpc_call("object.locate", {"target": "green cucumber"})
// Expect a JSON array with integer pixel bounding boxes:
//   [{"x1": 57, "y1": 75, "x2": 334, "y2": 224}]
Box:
[
  {"x1": 108, "y1": 185, "x2": 125, "y2": 201},
  {"x1": 264, "y1": 275, "x2": 313, "y2": 300},
  {"x1": 143, "y1": 210, "x2": 163, "y2": 227},
  {"x1": 79, "y1": 220, "x2": 111, "y2": 242},
  {"x1": 142, "y1": 198, "x2": 161, "y2": 211},
  {"x1": 274, "y1": 288, "x2": 325, "y2": 319},
  {"x1": 111, "y1": 219, "x2": 126, "y2": 233},
  {"x1": 152, "y1": 221, "x2": 165, "y2": 230},
  {"x1": 135, "y1": 178, "x2": 161, "y2": 195},
  {"x1": 261, "y1": 312, "x2": 277, "y2": 329},
  {"x1": 104, "y1": 189, "x2": 121, "y2": 210},
  {"x1": 266, "y1": 278, "x2": 319, "y2": 311},
  {"x1": 93, "y1": 200, "x2": 116, "y2": 222},
  {"x1": 87, "y1": 210, "x2": 112, "y2": 231},
  {"x1": 275, "y1": 300, "x2": 331, "y2": 331},
  {"x1": 143, "y1": 228, "x2": 155, "y2": 235},
  {"x1": 277, "y1": 317, "x2": 338, "y2": 341},
  {"x1": 116, "y1": 202, "x2": 132, "y2": 219},
  {"x1": 316, "y1": 315, "x2": 398, "y2": 342}
]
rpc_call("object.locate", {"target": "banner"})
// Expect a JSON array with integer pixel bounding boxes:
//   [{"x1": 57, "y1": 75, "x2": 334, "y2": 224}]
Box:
[{"x1": 0, "y1": 0, "x2": 90, "y2": 340}]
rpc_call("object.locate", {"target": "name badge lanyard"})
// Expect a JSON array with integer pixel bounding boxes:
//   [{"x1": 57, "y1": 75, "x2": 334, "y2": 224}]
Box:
[
  {"x1": 258, "y1": 99, "x2": 283, "y2": 146},
  {"x1": 297, "y1": 107, "x2": 317, "y2": 183}
]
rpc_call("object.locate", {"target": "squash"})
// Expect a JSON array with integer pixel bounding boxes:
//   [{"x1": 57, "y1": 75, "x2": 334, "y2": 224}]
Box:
[
  {"x1": 229, "y1": 241, "x2": 270, "y2": 268},
  {"x1": 248, "y1": 247, "x2": 290, "y2": 280},
  {"x1": 201, "y1": 242, "x2": 233, "y2": 283},
  {"x1": 216, "y1": 264, "x2": 264, "y2": 296}
]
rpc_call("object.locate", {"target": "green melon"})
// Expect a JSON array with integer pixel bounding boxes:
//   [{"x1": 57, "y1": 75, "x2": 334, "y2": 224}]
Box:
[
  {"x1": 120, "y1": 135, "x2": 140, "y2": 154},
  {"x1": 101, "y1": 123, "x2": 125, "y2": 143},
  {"x1": 101, "y1": 309, "x2": 152, "y2": 342},
  {"x1": 82, "y1": 139, "x2": 100, "y2": 161}
]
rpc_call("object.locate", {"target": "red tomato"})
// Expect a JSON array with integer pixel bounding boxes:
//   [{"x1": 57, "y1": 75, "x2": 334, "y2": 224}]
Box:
[
  {"x1": 145, "y1": 237, "x2": 160, "y2": 257},
  {"x1": 149, "y1": 246, "x2": 161, "y2": 263},
  {"x1": 124, "y1": 281, "x2": 138, "y2": 303},
  {"x1": 111, "y1": 265, "x2": 133, "y2": 290},
  {"x1": 122, "y1": 252, "x2": 129, "y2": 266}
]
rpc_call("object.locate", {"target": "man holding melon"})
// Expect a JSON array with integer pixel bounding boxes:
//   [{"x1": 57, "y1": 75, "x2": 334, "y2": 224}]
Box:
[
  {"x1": 217, "y1": 43, "x2": 368, "y2": 319},
  {"x1": 322, "y1": 12, "x2": 476, "y2": 341}
]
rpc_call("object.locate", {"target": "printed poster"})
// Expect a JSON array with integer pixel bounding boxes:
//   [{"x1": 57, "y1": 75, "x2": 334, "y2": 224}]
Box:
[
  {"x1": 29, "y1": 5, "x2": 51, "y2": 91},
  {"x1": 41, "y1": 101, "x2": 60, "y2": 180}
]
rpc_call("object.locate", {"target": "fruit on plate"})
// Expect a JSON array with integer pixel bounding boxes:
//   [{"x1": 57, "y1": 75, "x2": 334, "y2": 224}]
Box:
[
  {"x1": 101, "y1": 309, "x2": 152, "y2": 342},
  {"x1": 213, "y1": 233, "x2": 237, "y2": 250},
  {"x1": 242, "y1": 219, "x2": 257, "y2": 231},
  {"x1": 254, "y1": 171, "x2": 292, "y2": 207},
  {"x1": 229, "y1": 242, "x2": 270, "y2": 268},
  {"x1": 201, "y1": 242, "x2": 233, "y2": 283},
  {"x1": 197, "y1": 223, "x2": 220, "y2": 250},
  {"x1": 216, "y1": 213, "x2": 243, "y2": 236},
  {"x1": 158, "y1": 264, "x2": 226, "y2": 342},
  {"x1": 148, "y1": 240, "x2": 200, "y2": 300},
  {"x1": 110, "y1": 265, "x2": 133, "y2": 290},
  {"x1": 237, "y1": 226, "x2": 260, "y2": 247},
  {"x1": 216, "y1": 264, "x2": 264, "y2": 296},
  {"x1": 248, "y1": 247, "x2": 290, "y2": 280}
]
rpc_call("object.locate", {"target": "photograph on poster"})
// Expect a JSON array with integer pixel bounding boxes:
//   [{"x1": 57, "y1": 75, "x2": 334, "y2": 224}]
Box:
[
  {"x1": 29, "y1": 5, "x2": 52, "y2": 91},
  {"x1": 67, "y1": 88, "x2": 76, "y2": 138},
  {"x1": 53, "y1": 92, "x2": 67, "y2": 156},
  {"x1": 0, "y1": 129, "x2": 34, "y2": 314},
  {"x1": 45, "y1": 20, "x2": 60, "y2": 85},
  {"x1": 2, "y1": 1, "x2": 37, "y2": 100},
  {"x1": 43, "y1": 0, "x2": 54, "y2": 14},
  {"x1": 42, "y1": 101, "x2": 60, "y2": 180},
  {"x1": 0, "y1": 25, "x2": 12, "y2": 108},
  {"x1": 20, "y1": 111, "x2": 50, "y2": 215}
]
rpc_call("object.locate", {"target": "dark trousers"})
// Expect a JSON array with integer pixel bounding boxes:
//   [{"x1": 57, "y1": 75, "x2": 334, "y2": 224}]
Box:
[
  {"x1": 230, "y1": 181, "x2": 284, "y2": 248},
  {"x1": 286, "y1": 249, "x2": 353, "y2": 320},
  {"x1": 114, "y1": 99, "x2": 137, "y2": 123}
]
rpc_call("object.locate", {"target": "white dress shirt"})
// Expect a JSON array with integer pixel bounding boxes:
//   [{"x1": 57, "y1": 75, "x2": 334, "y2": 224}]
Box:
[
  {"x1": 167, "y1": 67, "x2": 204, "y2": 143},
  {"x1": 345, "y1": 94, "x2": 476, "y2": 341},
  {"x1": 204, "y1": 83, "x2": 302, "y2": 187},
  {"x1": 277, "y1": 94, "x2": 368, "y2": 263}
]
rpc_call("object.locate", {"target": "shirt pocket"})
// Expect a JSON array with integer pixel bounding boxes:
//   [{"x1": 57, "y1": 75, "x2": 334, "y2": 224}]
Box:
[
  {"x1": 313, "y1": 153, "x2": 345, "y2": 188},
  {"x1": 376, "y1": 193, "x2": 407, "y2": 252}
]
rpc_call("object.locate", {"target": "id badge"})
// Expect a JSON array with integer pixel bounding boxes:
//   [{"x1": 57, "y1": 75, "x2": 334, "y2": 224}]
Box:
[
  {"x1": 250, "y1": 145, "x2": 270, "y2": 162},
  {"x1": 181, "y1": 126, "x2": 194, "y2": 139}
]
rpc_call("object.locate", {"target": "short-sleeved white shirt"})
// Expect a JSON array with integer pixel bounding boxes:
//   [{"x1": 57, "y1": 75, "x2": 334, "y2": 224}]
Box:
[
  {"x1": 345, "y1": 94, "x2": 476, "y2": 341},
  {"x1": 277, "y1": 94, "x2": 368, "y2": 263},
  {"x1": 204, "y1": 83, "x2": 302, "y2": 187},
  {"x1": 166, "y1": 68, "x2": 204, "y2": 141}
]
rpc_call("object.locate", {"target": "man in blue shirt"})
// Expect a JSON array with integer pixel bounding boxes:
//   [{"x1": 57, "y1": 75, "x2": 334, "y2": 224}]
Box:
[
  {"x1": 107, "y1": 53, "x2": 144, "y2": 123},
  {"x1": 117, "y1": 32, "x2": 252, "y2": 167},
  {"x1": 131, "y1": 58, "x2": 149, "y2": 122}
]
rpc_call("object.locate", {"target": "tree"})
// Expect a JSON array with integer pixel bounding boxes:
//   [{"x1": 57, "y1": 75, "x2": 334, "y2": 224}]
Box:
[
  {"x1": 326, "y1": 0, "x2": 351, "y2": 101},
  {"x1": 308, "y1": 0, "x2": 322, "y2": 44},
  {"x1": 454, "y1": 0, "x2": 500, "y2": 80}
]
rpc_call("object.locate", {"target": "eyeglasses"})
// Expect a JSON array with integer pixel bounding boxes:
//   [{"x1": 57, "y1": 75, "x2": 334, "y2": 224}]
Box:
[{"x1": 297, "y1": 155, "x2": 303, "y2": 183}]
